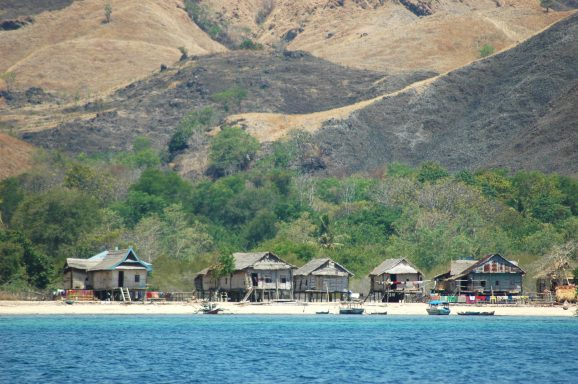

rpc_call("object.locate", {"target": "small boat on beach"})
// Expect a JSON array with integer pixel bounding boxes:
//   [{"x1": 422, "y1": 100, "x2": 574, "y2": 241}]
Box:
[
  {"x1": 426, "y1": 300, "x2": 450, "y2": 315},
  {"x1": 457, "y1": 311, "x2": 495, "y2": 316},
  {"x1": 368, "y1": 311, "x2": 388, "y2": 315},
  {"x1": 200, "y1": 302, "x2": 223, "y2": 314},
  {"x1": 339, "y1": 302, "x2": 364, "y2": 315},
  {"x1": 315, "y1": 310, "x2": 330, "y2": 315}
]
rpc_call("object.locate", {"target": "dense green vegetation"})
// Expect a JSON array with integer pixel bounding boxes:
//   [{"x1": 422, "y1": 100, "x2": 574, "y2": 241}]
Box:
[{"x1": 1, "y1": 131, "x2": 576, "y2": 293}]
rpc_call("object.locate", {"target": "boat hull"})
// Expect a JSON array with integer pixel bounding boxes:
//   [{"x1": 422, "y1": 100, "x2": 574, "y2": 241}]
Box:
[
  {"x1": 457, "y1": 311, "x2": 495, "y2": 316},
  {"x1": 339, "y1": 308, "x2": 365, "y2": 315},
  {"x1": 426, "y1": 308, "x2": 451, "y2": 315}
]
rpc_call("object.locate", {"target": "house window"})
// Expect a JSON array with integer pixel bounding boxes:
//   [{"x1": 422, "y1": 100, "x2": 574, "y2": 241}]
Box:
[
  {"x1": 480, "y1": 281, "x2": 486, "y2": 287},
  {"x1": 265, "y1": 276, "x2": 272, "y2": 283},
  {"x1": 495, "y1": 281, "x2": 499, "y2": 286},
  {"x1": 135, "y1": 274, "x2": 140, "y2": 283},
  {"x1": 280, "y1": 277, "x2": 287, "y2": 284}
]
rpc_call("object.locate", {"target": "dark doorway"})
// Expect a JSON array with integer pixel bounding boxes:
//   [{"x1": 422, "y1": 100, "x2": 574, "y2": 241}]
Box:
[
  {"x1": 118, "y1": 271, "x2": 124, "y2": 287},
  {"x1": 251, "y1": 273, "x2": 258, "y2": 287}
]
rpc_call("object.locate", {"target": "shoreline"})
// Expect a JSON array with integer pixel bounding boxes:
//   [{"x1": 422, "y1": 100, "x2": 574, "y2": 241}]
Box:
[{"x1": 0, "y1": 301, "x2": 576, "y2": 317}]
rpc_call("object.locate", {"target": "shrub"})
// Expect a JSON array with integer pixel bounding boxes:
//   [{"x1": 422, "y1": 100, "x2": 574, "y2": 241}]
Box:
[
  {"x1": 210, "y1": 86, "x2": 247, "y2": 112},
  {"x1": 168, "y1": 107, "x2": 216, "y2": 158},
  {"x1": 479, "y1": 43, "x2": 495, "y2": 58},
  {"x1": 239, "y1": 39, "x2": 263, "y2": 50},
  {"x1": 104, "y1": 2, "x2": 112, "y2": 24}
]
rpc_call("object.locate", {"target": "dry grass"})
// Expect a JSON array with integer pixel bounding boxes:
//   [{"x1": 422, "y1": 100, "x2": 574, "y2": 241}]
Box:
[
  {"x1": 0, "y1": 133, "x2": 36, "y2": 179},
  {"x1": 204, "y1": 0, "x2": 570, "y2": 74},
  {"x1": 0, "y1": 0, "x2": 226, "y2": 95}
]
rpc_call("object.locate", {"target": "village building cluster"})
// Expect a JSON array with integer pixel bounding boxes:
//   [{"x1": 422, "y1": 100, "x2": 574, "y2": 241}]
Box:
[{"x1": 59, "y1": 247, "x2": 577, "y2": 304}]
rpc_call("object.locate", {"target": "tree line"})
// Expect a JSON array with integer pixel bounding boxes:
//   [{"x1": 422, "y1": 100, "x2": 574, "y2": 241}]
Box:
[{"x1": 1, "y1": 127, "x2": 576, "y2": 292}]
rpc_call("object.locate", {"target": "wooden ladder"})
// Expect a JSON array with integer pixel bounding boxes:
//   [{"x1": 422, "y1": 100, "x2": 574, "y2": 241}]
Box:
[
  {"x1": 241, "y1": 287, "x2": 254, "y2": 302},
  {"x1": 119, "y1": 287, "x2": 131, "y2": 302}
]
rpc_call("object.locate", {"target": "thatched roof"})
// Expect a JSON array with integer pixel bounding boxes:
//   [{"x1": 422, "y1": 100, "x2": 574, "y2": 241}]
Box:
[
  {"x1": 295, "y1": 258, "x2": 353, "y2": 277},
  {"x1": 65, "y1": 248, "x2": 152, "y2": 273},
  {"x1": 232, "y1": 252, "x2": 295, "y2": 271},
  {"x1": 450, "y1": 260, "x2": 477, "y2": 275},
  {"x1": 369, "y1": 258, "x2": 422, "y2": 276}
]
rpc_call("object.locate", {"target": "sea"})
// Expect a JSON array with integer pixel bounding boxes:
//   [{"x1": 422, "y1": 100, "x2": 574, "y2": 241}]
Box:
[{"x1": 0, "y1": 315, "x2": 577, "y2": 383}]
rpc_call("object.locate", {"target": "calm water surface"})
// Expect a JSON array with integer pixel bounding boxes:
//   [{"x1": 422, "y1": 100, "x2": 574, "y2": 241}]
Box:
[{"x1": 1, "y1": 315, "x2": 577, "y2": 383}]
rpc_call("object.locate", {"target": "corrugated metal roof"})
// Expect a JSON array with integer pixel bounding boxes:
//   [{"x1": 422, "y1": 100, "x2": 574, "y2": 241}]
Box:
[
  {"x1": 295, "y1": 258, "x2": 353, "y2": 277},
  {"x1": 370, "y1": 258, "x2": 421, "y2": 276}
]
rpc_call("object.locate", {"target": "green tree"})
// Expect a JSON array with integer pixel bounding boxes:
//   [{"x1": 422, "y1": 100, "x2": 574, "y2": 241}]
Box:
[
  {"x1": 0, "y1": 229, "x2": 53, "y2": 289},
  {"x1": 243, "y1": 209, "x2": 278, "y2": 248},
  {"x1": 216, "y1": 252, "x2": 235, "y2": 277},
  {"x1": 0, "y1": 177, "x2": 24, "y2": 225},
  {"x1": 12, "y1": 189, "x2": 101, "y2": 256},
  {"x1": 208, "y1": 127, "x2": 259, "y2": 177}
]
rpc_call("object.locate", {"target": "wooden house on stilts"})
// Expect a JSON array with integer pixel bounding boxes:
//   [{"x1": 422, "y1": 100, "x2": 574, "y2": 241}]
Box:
[
  {"x1": 432, "y1": 254, "x2": 525, "y2": 297},
  {"x1": 194, "y1": 252, "x2": 295, "y2": 302},
  {"x1": 63, "y1": 247, "x2": 152, "y2": 301},
  {"x1": 293, "y1": 258, "x2": 353, "y2": 302},
  {"x1": 368, "y1": 258, "x2": 424, "y2": 302}
]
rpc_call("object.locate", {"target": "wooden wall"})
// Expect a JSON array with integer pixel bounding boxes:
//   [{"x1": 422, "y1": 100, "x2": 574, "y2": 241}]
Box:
[
  {"x1": 90, "y1": 269, "x2": 147, "y2": 290},
  {"x1": 294, "y1": 275, "x2": 349, "y2": 293},
  {"x1": 63, "y1": 269, "x2": 87, "y2": 289}
]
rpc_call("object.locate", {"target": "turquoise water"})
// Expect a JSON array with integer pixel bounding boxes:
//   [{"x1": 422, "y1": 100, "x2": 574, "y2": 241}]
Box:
[{"x1": 1, "y1": 315, "x2": 577, "y2": 383}]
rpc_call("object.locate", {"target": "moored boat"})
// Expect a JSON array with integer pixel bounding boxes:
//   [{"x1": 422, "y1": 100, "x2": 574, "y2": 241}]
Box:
[
  {"x1": 426, "y1": 300, "x2": 450, "y2": 315},
  {"x1": 339, "y1": 301, "x2": 364, "y2": 315},
  {"x1": 457, "y1": 311, "x2": 495, "y2": 316}
]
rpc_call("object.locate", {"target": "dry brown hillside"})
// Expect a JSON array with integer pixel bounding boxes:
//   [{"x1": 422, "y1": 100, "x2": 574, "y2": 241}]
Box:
[
  {"x1": 0, "y1": 0, "x2": 225, "y2": 95},
  {"x1": 0, "y1": 133, "x2": 35, "y2": 179},
  {"x1": 205, "y1": 0, "x2": 569, "y2": 74}
]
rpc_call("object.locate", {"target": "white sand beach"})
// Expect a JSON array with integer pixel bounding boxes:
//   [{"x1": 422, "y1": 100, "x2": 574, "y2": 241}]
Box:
[{"x1": 0, "y1": 301, "x2": 576, "y2": 317}]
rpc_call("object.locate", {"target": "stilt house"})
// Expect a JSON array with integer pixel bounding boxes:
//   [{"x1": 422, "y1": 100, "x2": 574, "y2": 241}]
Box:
[
  {"x1": 194, "y1": 252, "x2": 295, "y2": 302},
  {"x1": 63, "y1": 248, "x2": 152, "y2": 301},
  {"x1": 534, "y1": 260, "x2": 576, "y2": 302},
  {"x1": 293, "y1": 258, "x2": 353, "y2": 302},
  {"x1": 433, "y1": 254, "x2": 524, "y2": 296},
  {"x1": 369, "y1": 258, "x2": 424, "y2": 302}
]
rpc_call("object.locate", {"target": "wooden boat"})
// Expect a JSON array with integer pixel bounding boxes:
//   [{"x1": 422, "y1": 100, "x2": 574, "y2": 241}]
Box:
[
  {"x1": 368, "y1": 311, "x2": 388, "y2": 315},
  {"x1": 426, "y1": 300, "x2": 450, "y2": 315},
  {"x1": 200, "y1": 302, "x2": 223, "y2": 314},
  {"x1": 339, "y1": 302, "x2": 364, "y2": 315},
  {"x1": 315, "y1": 310, "x2": 330, "y2": 315},
  {"x1": 457, "y1": 311, "x2": 495, "y2": 316}
]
